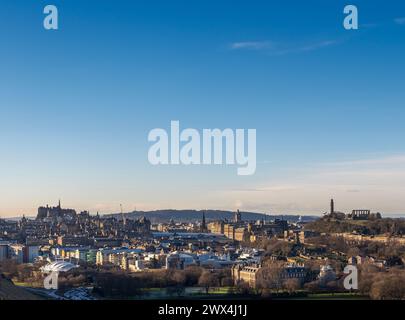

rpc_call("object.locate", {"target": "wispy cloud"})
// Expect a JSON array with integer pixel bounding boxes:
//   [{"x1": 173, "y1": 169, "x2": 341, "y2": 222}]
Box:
[
  {"x1": 229, "y1": 41, "x2": 274, "y2": 50},
  {"x1": 275, "y1": 40, "x2": 339, "y2": 55},
  {"x1": 321, "y1": 155, "x2": 405, "y2": 167},
  {"x1": 229, "y1": 39, "x2": 339, "y2": 55},
  {"x1": 346, "y1": 189, "x2": 360, "y2": 193},
  {"x1": 295, "y1": 40, "x2": 338, "y2": 52},
  {"x1": 221, "y1": 154, "x2": 405, "y2": 214},
  {"x1": 394, "y1": 17, "x2": 405, "y2": 25}
]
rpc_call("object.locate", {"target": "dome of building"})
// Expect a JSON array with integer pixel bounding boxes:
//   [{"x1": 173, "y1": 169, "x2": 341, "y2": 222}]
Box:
[{"x1": 41, "y1": 260, "x2": 78, "y2": 273}]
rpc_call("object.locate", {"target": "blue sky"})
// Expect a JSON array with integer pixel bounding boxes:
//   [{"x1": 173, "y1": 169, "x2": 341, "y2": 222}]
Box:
[{"x1": 1, "y1": 0, "x2": 405, "y2": 216}]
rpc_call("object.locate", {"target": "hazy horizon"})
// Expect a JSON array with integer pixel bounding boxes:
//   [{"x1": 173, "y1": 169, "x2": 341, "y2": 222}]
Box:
[{"x1": 2, "y1": 203, "x2": 405, "y2": 220}]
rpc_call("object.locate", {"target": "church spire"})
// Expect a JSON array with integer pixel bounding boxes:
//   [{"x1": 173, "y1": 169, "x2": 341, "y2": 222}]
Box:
[
  {"x1": 201, "y1": 210, "x2": 206, "y2": 232},
  {"x1": 120, "y1": 204, "x2": 126, "y2": 226}
]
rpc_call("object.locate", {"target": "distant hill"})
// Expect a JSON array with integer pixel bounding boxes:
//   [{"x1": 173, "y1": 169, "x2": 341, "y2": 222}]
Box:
[
  {"x1": 0, "y1": 275, "x2": 43, "y2": 300},
  {"x1": 105, "y1": 209, "x2": 318, "y2": 224}
]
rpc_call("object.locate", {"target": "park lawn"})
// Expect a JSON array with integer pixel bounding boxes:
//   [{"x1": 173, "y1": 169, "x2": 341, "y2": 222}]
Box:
[
  {"x1": 13, "y1": 280, "x2": 43, "y2": 288},
  {"x1": 304, "y1": 292, "x2": 369, "y2": 300}
]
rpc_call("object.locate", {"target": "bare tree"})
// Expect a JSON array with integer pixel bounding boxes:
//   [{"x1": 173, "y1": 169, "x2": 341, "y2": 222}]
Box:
[
  {"x1": 283, "y1": 278, "x2": 301, "y2": 294},
  {"x1": 256, "y1": 262, "x2": 284, "y2": 293},
  {"x1": 198, "y1": 271, "x2": 219, "y2": 294}
]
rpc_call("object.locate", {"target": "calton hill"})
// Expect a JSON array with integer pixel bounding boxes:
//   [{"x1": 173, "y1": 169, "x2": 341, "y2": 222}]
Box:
[
  {"x1": 305, "y1": 212, "x2": 405, "y2": 236},
  {"x1": 296, "y1": 205, "x2": 405, "y2": 299}
]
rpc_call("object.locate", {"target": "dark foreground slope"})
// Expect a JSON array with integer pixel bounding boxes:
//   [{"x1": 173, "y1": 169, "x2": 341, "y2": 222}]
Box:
[{"x1": 0, "y1": 275, "x2": 43, "y2": 300}]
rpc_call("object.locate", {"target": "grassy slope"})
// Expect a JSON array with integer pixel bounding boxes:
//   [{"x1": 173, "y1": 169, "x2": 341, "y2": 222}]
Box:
[{"x1": 0, "y1": 276, "x2": 43, "y2": 300}]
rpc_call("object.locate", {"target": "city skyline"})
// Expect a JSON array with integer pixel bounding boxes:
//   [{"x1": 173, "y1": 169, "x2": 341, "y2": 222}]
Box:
[
  {"x1": 1, "y1": 1, "x2": 405, "y2": 216},
  {"x1": 1, "y1": 196, "x2": 405, "y2": 219}
]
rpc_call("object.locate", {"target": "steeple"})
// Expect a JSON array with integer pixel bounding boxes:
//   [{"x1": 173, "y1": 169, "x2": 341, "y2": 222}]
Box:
[
  {"x1": 120, "y1": 204, "x2": 126, "y2": 226},
  {"x1": 201, "y1": 211, "x2": 206, "y2": 232}
]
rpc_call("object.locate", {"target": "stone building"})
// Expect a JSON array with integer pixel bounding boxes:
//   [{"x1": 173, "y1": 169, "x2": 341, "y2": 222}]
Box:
[{"x1": 231, "y1": 264, "x2": 261, "y2": 288}]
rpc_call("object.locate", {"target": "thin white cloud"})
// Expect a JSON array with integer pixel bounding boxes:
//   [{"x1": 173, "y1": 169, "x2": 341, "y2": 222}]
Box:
[
  {"x1": 229, "y1": 39, "x2": 339, "y2": 55},
  {"x1": 229, "y1": 41, "x2": 274, "y2": 50},
  {"x1": 295, "y1": 40, "x2": 338, "y2": 52},
  {"x1": 321, "y1": 155, "x2": 405, "y2": 167},
  {"x1": 221, "y1": 154, "x2": 405, "y2": 214},
  {"x1": 394, "y1": 17, "x2": 405, "y2": 25}
]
